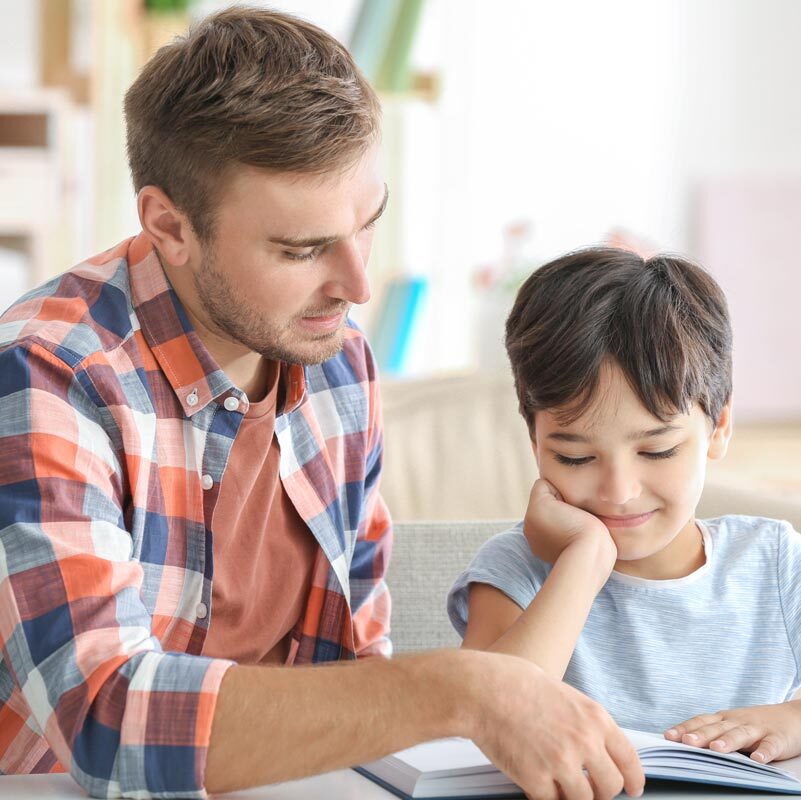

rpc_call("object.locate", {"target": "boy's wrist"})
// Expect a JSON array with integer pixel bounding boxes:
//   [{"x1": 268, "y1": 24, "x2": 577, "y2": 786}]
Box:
[{"x1": 561, "y1": 535, "x2": 617, "y2": 584}]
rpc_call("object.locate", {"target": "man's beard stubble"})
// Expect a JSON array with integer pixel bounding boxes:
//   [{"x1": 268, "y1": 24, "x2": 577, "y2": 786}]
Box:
[{"x1": 193, "y1": 252, "x2": 349, "y2": 366}]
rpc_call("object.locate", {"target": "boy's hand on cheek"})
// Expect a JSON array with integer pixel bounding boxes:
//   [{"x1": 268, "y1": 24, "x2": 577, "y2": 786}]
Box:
[
  {"x1": 665, "y1": 701, "x2": 801, "y2": 763},
  {"x1": 523, "y1": 478, "x2": 617, "y2": 571}
]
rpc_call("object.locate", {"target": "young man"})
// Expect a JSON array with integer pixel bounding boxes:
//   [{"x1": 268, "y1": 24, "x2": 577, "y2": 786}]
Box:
[{"x1": 0, "y1": 9, "x2": 643, "y2": 799}]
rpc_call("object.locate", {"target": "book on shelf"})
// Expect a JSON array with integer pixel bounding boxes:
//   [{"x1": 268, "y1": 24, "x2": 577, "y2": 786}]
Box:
[
  {"x1": 370, "y1": 276, "x2": 427, "y2": 376},
  {"x1": 349, "y1": 0, "x2": 426, "y2": 92},
  {"x1": 356, "y1": 728, "x2": 801, "y2": 799},
  {"x1": 348, "y1": 0, "x2": 402, "y2": 84}
]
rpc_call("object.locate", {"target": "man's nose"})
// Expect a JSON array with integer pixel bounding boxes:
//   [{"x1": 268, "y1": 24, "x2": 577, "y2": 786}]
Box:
[{"x1": 328, "y1": 239, "x2": 371, "y2": 305}]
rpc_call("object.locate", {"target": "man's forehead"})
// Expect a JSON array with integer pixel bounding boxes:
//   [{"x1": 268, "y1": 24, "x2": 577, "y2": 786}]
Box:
[{"x1": 219, "y1": 158, "x2": 386, "y2": 230}]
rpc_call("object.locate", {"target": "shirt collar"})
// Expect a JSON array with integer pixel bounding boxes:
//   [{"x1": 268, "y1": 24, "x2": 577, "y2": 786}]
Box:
[{"x1": 126, "y1": 232, "x2": 307, "y2": 417}]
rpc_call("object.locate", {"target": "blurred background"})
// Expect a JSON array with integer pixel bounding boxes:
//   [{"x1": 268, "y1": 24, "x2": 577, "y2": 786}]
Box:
[{"x1": 1, "y1": 0, "x2": 800, "y2": 517}]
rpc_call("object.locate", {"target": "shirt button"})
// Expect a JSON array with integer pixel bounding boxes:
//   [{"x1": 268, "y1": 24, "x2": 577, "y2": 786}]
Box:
[
  {"x1": 186, "y1": 388, "x2": 199, "y2": 407},
  {"x1": 196, "y1": 602, "x2": 208, "y2": 619},
  {"x1": 200, "y1": 474, "x2": 213, "y2": 490},
  {"x1": 224, "y1": 396, "x2": 240, "y2": 412}
]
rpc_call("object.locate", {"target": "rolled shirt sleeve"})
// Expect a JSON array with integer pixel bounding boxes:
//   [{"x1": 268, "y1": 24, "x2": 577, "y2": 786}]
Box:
[{"x1": 0, "y1": 343, "x2": 233, "y2": 798}]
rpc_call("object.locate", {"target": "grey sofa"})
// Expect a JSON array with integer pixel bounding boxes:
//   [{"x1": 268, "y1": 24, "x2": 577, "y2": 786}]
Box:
[{"x1": 386, "y1": 519, "x2": 513, "y2": 653}]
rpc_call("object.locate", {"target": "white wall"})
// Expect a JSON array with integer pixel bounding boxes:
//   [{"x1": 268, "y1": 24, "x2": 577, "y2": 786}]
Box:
[
  {"x1": 396, "y1": 0, "x2": 801, "y2": 394},
  {"x1": 0, "y1": 1, "x2": 37, "y2": 88}
]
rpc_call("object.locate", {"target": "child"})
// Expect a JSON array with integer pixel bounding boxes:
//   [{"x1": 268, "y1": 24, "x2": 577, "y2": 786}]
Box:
[{"x1": 448, "y1": 247, "x2": 801, "y2": 766}]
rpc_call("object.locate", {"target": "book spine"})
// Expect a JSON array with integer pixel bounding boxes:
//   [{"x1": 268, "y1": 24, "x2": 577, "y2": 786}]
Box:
[
  {"x1": 375, "y1": 0, "x2": 426, "y2": 92},
  {"x1": 348, "y1": 0, "x2": 403, "y2": 83},
  {"x1": 387, "y1": 276, "x2": 426, "y2": 372}
]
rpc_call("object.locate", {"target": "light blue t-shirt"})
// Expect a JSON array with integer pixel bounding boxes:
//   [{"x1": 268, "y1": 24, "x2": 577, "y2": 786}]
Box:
[{"x1": 447, "y1": 516, "x2": 801, "y2": 733}]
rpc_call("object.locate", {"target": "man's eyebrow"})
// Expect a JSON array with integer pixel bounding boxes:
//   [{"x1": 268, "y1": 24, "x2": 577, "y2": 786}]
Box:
[
  {"x1": 546, "y1": 424, "x2": 682, "y2": 444},
  {"x1": 268, "y1": 185, "x2": 389, "y2": 248}
]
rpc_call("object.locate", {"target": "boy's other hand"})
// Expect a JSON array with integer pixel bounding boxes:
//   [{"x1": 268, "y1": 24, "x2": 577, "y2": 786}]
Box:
[
  {"x1": 524, "y1": 479, "x2": 617, "y2": 571},
  {"x1": 664, "y1": 700, "x2": 801, "y2": 763}
]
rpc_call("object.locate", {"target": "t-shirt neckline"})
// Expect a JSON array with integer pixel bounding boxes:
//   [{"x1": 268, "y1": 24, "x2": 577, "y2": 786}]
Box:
[{"x1": 608, "y1": 520, "x2": 713, "y2": 589}]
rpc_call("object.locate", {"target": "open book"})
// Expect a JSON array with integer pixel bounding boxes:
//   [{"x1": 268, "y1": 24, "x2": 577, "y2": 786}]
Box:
[{"x1": 356, "y1": 729, "x2": 801, "y2": 799}]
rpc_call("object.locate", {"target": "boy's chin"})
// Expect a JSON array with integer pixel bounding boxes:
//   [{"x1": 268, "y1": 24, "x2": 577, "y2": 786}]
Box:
[{"x1": 610, "y1": 537, "x2": 665, "y2": 563}]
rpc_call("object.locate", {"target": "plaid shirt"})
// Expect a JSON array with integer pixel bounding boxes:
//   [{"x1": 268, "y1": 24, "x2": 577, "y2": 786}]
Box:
[{"x1": 0, "y1": 234, "x2": 392, "y2": 798}]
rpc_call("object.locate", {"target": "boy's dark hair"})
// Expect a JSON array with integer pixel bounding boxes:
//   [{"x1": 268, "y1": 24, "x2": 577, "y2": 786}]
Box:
[
  {"x1": 505, "y1": 247, "x2": 733, "y2": 431},
  {"x1": 124, "y1": 6, "x2": 381, "y2": 242}
]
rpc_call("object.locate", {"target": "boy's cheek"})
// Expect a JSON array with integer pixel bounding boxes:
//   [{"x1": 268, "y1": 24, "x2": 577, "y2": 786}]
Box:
[{"x1": 538, "y1": 468, "x2": 587, "y2": 510}]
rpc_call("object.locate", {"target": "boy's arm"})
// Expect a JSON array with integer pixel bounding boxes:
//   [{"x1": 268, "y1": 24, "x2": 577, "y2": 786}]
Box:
[{"x1": 462, "y1": 479, "x2": 616, "y2": 679}]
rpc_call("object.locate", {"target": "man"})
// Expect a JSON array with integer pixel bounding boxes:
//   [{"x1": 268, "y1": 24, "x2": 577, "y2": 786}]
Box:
[{"x1": 0, "y1": 8, "x2": 644, "y2": 799}]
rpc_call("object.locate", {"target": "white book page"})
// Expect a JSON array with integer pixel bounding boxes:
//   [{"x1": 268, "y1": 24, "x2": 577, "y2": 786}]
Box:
[
  {"x1": 624, "y1": 729, "x2": 801, "y2": 782},
  {"x1": 392, "y1": 738, "x2": 493, "y2": 774}
]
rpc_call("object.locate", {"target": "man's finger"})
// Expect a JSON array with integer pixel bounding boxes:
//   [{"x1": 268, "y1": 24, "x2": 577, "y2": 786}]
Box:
[
  {"x1": 585, "y1": 752, "x2": 625, "y2": 800},
  {"x1": 554, "y1": 768, "x2": 593, "y2": 800},
  {"x1": 605, "y1": 727, "x2": 644, "y2": 797}
]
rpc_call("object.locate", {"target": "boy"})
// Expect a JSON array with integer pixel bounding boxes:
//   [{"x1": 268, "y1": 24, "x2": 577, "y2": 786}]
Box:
[{"x1": 449, "y1": 247, "x2": 801, "y2": 766}]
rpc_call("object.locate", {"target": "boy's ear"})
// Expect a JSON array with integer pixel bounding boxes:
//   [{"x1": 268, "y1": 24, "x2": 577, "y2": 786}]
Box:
[{"x1": 707, "y1": 399, "x2": 733, "y2": 461}]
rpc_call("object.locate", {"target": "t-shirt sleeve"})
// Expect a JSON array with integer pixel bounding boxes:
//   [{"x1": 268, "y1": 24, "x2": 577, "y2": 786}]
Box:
[
  {"x1": 776, "y1": 519, "x2": 801, "y2": 681},
  {"x1": 446, "y1": 522, "x2": 548, "y2": 639}
]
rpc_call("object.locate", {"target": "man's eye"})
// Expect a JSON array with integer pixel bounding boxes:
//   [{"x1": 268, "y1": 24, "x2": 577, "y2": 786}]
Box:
[
  {"x1": 554, "y1": 454, "x2": 593, "y2": 467},
  {"x1": 283, "y1": 249, "x2": 318, "y2": 262},
  {"x1": 641, "y1": 446, "x2": 680, "y2": 460}
]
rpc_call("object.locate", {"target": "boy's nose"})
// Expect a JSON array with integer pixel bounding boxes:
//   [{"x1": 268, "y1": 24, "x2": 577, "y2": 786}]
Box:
[{"x1": 597, "y1": 464, "x2": 642, "y2": 507}]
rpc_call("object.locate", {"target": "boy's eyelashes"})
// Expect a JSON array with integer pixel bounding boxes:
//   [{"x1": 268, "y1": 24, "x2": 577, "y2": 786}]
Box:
[{"x1": 553, "y1": 445, "x2": 681, "y2": 467}]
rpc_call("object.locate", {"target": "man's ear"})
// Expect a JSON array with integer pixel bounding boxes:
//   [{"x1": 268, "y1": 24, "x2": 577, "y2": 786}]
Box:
[
  {"x1": 707, "y1": 399, "x2": 733, "y2": 461},
  {"x1": 137, "y1": 185, "x2": 194, "y2": 267}
]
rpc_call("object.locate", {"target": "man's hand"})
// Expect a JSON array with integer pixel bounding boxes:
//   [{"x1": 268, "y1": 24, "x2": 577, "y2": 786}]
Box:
[
  {"x1": 524, "y1": 478, "x2": 617, "y2": 572},
  {"x1": 665, "y1": 700, "x2": 801, "y2": 763},
  {"x1": 469, "y1": 652, "x2": 645, "y2": 800}
]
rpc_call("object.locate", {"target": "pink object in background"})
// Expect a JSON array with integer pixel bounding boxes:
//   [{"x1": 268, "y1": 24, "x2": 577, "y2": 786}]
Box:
[{"x1": 697, "y1": 179, "x2": 801, "y2": 421}]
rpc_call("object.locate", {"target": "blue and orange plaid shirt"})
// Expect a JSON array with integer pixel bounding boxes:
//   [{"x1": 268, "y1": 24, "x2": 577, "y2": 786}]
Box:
[{"x1": 0, "y1": 234, "x2": 392, "y2": 797}]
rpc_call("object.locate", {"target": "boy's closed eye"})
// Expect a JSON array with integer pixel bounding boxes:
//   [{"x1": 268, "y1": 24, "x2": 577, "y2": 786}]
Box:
[{"x1": 552, "y1": 445, "x2": 682, "y2": 467}]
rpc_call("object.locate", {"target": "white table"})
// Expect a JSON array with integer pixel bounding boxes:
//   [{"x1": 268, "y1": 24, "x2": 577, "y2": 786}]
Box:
[{"x1": 0, "y1": 772, "x2": 798, "y2": 799}]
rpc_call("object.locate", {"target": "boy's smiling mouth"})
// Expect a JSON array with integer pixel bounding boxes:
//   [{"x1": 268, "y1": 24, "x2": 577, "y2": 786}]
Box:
[{"x1": 595, "y1": 510, "x2": 657, "y2": 529}]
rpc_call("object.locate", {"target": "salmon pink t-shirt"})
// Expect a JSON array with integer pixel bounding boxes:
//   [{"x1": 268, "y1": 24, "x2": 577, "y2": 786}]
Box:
[{"x1": 202, "y1": 361, "x2": 318, "y2": 664}]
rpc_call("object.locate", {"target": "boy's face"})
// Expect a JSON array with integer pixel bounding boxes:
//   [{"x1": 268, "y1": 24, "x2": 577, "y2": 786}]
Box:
[{"x1": 532, "y1": 361, "x2": 732, "y2": 579}]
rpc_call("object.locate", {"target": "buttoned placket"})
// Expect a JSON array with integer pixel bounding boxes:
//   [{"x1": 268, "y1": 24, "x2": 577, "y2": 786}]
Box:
[{"x1": 194, "y1": 390, "x2": 249, "y2": 624}]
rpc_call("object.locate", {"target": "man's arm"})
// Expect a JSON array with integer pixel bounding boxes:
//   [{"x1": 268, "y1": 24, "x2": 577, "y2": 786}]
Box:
[
  {"x1": 206, "y1": 648, "x2": 644, "y2": 800},
  {"x1": 0, "y1": 343, "x2": 234, "y2": 797}
]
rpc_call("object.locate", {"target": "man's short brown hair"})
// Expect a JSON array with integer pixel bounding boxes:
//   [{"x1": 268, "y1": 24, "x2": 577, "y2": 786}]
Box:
[
  {"x1": 124, "y1": 6, "x2": 381, "y2": 240},
  {"x1": 505, "y1": 247, "x2": 733, "y2": 432}
]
